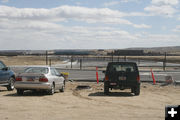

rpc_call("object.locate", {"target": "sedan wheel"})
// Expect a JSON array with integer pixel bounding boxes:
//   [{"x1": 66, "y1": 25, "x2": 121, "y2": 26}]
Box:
[
  {"x1": 59, "y1": 85, "x2": 64, "y2": 92},
  {"x1": 7, "y1": 77, "x2": 15, "y2": 91},
  {"x1": 17, "y1": 89, "x2": 24, "y2": 95},
  {"x1": 48, "y1": 84, "x2": 55, "y2": 95}
]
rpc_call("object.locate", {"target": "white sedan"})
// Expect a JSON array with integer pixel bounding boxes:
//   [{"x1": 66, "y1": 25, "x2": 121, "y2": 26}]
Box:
[{"x1": 14, "y1": 66, "x2": 65, "y2": 95}]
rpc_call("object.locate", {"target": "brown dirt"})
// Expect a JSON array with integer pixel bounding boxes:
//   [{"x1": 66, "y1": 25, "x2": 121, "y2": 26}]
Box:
[{"x1": 0, "y1": 82, "x2": 179, "y2": 120}]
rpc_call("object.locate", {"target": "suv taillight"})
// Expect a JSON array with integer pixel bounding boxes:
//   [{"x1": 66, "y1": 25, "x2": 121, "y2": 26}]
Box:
[
  {"x1": 39, "y1": 77, "x2": 48, "y2": 82},
  {"x1": 137, "y1": 75, "x2": 140, "y2": 82},
  {"x1": 16, "y1": 77, "x2": 22, "y2": 81},
  {"x1": 105, "y1": 75, "x2": 109, "y2": 81}
]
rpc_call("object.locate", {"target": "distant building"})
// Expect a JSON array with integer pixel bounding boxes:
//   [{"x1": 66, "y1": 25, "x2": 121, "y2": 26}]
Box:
[
  {"x1": 113, "y1": 50, "x2": 144, "y2": 56},
  {"x1": 54, "y1": 50, "x2": 93, "y2": 55}
]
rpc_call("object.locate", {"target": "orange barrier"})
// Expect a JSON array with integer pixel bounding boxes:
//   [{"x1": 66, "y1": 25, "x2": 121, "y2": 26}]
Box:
[
  {"x1": 151, "y1": 69, "x2": 156, "y2": 85},
  {"x1": 96, "y1": 67, "x2": 99, "y2": 84}
]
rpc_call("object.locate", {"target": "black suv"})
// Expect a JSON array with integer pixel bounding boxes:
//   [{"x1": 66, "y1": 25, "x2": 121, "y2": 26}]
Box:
[
  {"x1": 0, "y1": 61, "x2": 15, "y2": 91},
  {"x1": 103, "y1": 62, "x2": 140, "y2": 95}
]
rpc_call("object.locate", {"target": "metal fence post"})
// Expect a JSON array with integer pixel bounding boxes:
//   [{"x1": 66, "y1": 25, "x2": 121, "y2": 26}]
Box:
[
  {"x1": 163, "y1": 52, "x2": 167, "y2": 71},
  {"x1": 80, "y1": 59, "x2": 82, "y2": 69},
  {"x1": 46, "y1": 51, "x2": 48, "y2": 65},
  {"x1": 71, "y1": 56, "x2": 73, "y2": 69},
  {"x1": 49, "y1": 59, "x2": 51, "y2": 66},
  {"x1": 124, "y1": 56, "x2": 126, "y2": 61}
]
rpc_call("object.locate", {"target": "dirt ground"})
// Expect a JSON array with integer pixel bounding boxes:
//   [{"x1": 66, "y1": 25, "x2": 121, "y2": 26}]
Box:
[{"x1": 0, "y1": 82, "x2": 179, "y2": 120}]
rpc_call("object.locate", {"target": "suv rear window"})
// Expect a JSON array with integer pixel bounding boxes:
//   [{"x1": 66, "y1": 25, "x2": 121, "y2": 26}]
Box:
[{"x1": 108, "y1": 64, "x2": 137, "y2": 72}]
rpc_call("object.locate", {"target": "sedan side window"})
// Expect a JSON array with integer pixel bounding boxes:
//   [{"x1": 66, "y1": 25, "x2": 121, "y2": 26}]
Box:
[
  {"x1": 0, "y1": 62, "x2": 5, "y2": 70},
  {"x1": 50, "y1": 68, "x2": 56, "y2": 76},
  {"x1": 54, "y1": 68, "x2": 60, "y2": 76}
]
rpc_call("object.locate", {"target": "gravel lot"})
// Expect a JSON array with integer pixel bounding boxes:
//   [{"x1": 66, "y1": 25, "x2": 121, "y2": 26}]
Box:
[{"x1": 0, "y1": 82, "x2": 179, "y2": 120}]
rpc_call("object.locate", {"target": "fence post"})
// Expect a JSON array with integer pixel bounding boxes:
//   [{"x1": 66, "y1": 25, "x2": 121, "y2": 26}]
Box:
[
  {"x1": 124, "y1": 56, "x2": 126, "y2": 61},
  {"x1": 111, "y1": 52, "x2": 114, "y2": 62},
  {"x1": 163, "y1": 52, "x2": 166, "y2": 71},
  {"x1": 80, "y1": 59, "x2": 82, "y2": 70},
  {"x1": 71, "y1": 56, "x2": 73, "y2": 69},
  {"x1": 137, "y1": 58, "x2": 140, "y2": 65},
  {"x1": 49, "y1": 59, "x2": 51, "y2": 66},
  {"x1": 46, "y1": 51, "x2": 48, "y2": 65}
]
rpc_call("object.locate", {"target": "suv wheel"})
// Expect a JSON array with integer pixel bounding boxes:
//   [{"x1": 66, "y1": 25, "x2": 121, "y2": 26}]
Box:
[
  {"x1": 7, "y1": 77, "x2": 15, "y2": 91},
  {"x1": 134, "y1": 85, "x2": 140, "y2": 96},
  {"x1": 104, "y1": 82, "x2": 109, "y2": 95},
  {"x1": 17, "y1": 89, "x2": 24, "y2": 95},
  {"x1": 131, "y1": 87, "x2": 134, "y2": 93}
]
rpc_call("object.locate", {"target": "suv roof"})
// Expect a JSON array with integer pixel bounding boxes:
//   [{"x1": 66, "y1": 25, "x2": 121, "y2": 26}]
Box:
[{"x1": 108, "y1": 62, "x2": 137, "y2": 65}]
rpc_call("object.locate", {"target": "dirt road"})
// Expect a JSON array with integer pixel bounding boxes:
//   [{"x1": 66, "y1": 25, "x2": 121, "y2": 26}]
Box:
[{"x1": 0, "y1": 82, "x2": 179, "y2": 120}]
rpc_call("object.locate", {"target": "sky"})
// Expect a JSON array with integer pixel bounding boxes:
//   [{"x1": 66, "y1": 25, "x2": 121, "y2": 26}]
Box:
[{"x1": 0, "y1": 0, "x2": 180, "y2": 50}]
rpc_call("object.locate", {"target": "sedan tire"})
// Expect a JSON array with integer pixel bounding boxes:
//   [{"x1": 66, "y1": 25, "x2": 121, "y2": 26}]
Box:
[
  {"x1": 7, "y1": 77, "x2": 15, "y2": 91},
  {"x1": 17, "y1": 89, "x2": 24, "y2": 95},
  {"x1": 59, "y1": 85, "x2": 64, "y2": 92},
  {"x1": 48, "y1": 84, "x2": 55, "y2": 95}
]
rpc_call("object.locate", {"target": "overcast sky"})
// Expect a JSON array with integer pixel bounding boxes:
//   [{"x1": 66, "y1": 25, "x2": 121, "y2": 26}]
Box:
[{"x1": 0, "y1": 0, "x2": 180, "y2": 50}]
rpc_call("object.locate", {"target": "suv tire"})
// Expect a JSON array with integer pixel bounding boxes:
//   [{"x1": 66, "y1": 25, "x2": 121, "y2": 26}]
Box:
[
  {"x1": 104, "y1": 82, "x2": 109, "y2": 95},
  {"x1": 134, "y1": 85, "x2": 140, "y2": 96}
]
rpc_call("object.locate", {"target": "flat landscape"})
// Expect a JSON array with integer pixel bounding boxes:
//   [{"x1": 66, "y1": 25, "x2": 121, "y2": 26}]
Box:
[
  {"x1": 0, "y1": 56, "x2": 62, "y2": 66},
  {"x1": 1, "y1": 55, "x2": 180, "y2": 66},
  {"x1": 0, "y1": 82, "x2": 179, "y2": 120}
]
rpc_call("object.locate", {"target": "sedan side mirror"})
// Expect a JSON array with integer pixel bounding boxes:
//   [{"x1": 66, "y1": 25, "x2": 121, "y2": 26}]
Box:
[{"x1": 57, "y1": 74, "x2": 64, "y2": 77}]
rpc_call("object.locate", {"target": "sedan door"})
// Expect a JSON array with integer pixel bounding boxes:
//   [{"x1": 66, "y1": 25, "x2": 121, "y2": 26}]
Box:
[
  {"x1": 50, "y1": 68, "x2": 62, "y2": 89},
  {"x1": 54, "y1": 68, "x2": 64, "y2": 87}
]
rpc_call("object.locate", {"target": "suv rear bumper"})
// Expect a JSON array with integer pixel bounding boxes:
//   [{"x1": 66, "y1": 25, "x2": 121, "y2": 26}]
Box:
[{"x1": 105, "y1": 81, "x2": 140, "y2": 89}]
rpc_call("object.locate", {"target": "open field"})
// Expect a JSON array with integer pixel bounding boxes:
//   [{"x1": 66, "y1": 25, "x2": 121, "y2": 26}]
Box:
[
  {"x1": 1, "y1": 55, "x2": 180, "y2": 66},
  {"x1": 0, "y1": 56, "x2": 62, "y2": 66},
  {"x1": 0, "y1": 82, "x2": 179, "y2": 120}
]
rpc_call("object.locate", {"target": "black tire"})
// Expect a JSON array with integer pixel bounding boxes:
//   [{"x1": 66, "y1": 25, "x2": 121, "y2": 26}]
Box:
[
  {"x1": 48, "y1": 84, "x2": 55, "y2": 95},
  {"x1": 17, "y1": 89, "x2": 24, "y2": 95},
  {"x1": 104, "y1": 82, "x2": 109, "y2": 95},
  {"x1": 60, "y1": 81, "x2": 65, "y2": 92},
  {"x1": 7, "y1": 77, "x2": 15, "y2": 91},
  {"x1": 59, "y1": 85, "x2": 64, "y2": 92},
  {"x1": 131, "y1": 87, "x2": 134, "y2": 93},
  {"x1": 134, "y1": 85, "x2": 140, "y2": 96}
]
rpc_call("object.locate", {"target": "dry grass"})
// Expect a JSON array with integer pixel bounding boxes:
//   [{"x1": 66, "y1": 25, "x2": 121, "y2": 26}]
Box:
[{"x1": 0, "y1": 55, "x2": 63, "y2": 66}]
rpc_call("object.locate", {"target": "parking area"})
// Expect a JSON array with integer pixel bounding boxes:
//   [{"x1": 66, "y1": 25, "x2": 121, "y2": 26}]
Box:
[{"x1": 0, "y1": 82, "x2": 179, "y2": 120}]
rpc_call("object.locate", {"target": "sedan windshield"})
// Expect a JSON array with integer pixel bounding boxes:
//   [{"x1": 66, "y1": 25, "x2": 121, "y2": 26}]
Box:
[{"x1": 24, "y1": 67, "x2": 49, "y2": 74}]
